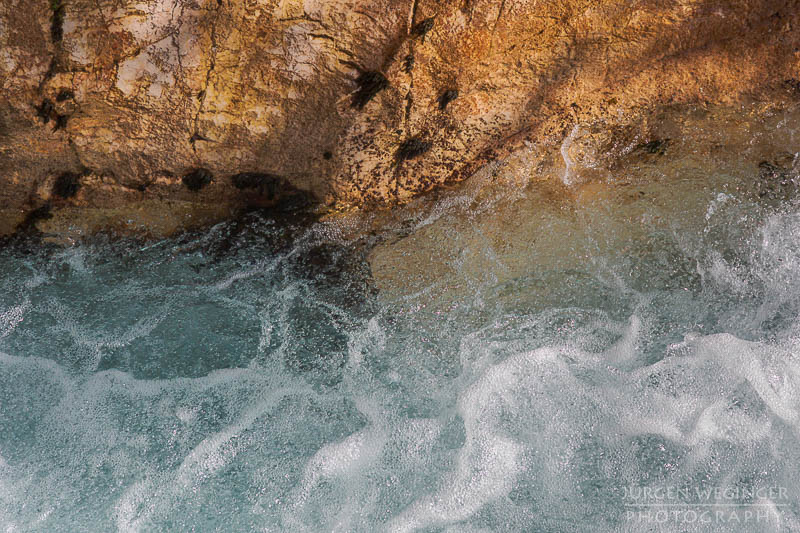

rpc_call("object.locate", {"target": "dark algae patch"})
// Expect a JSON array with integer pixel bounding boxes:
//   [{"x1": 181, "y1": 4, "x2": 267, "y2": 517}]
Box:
[
  {"x1": 438, "y1": 89, "x2": 458, "y2": 110},
  {"x1": 351, "y1": 71, "x2": 389, "y2": 110},
  {"x1": 231, "y1": 172, "x2": 282, "y2": 198},
  {"x1": 411, "y1": 17, "x2": 434, "y2": 37},
  {"x1": 50, "y1": 0, "x2": 65, "y2": 43},
  {"x1": 396, "y1": 138, "x2": 432, "y2": 162},
  {"x1": 55, "y1": 89, "x2": 74, "y2": 102},
  {"x1": 183, "y1": 168, "x2": 213, "y2": 191},
  {"x1": 53, "y1": 114, "x2": 68, "y2": 132},
  {"x1": 35, "y1": 99, "x2": 55, "y2": 124},
  {"x1": 403, "y1": 54, "x2": 415, "y2": 73}
]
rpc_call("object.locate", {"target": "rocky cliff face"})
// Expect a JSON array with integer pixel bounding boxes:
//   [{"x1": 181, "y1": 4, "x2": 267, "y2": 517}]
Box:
[{"x1": 1, "y1": 0, "x2": 799, "y2": 237}]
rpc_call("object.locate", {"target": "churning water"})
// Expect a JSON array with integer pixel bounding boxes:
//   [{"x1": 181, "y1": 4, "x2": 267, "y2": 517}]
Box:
[{"x1": 3, "y1": 110, "x2": 800, "y2": 532}]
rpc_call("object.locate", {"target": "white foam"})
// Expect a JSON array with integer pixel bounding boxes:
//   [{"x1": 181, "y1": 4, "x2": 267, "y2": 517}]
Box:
[
  {"x1": 0, "y1": 303, "x2": 27, "y2": 339},
  {"x1": 690, "y1": 334, "x2": 800, "y2": 427},
  {"x1": 387, "y1": 348, "x2": 538, "y2": 532},
  {"x1": 293, "y1": 428, "x2": 381, "y2": 508},
  {"x1": 603, "y1": 315, "x2": 642, "y2": 364},
  {"x1": 346, "y1": 317, "x2": 386, "y2": 368},
  {"x1": 560, "y1": 125, "x2": 580, "y2": 186},
  {"x1": 114, "y1": 380, "x2": 309, "y2": 530}
]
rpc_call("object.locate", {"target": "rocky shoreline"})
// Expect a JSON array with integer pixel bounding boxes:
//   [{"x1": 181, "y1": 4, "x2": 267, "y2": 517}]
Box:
[{"x1": 1, "y1": 0, "x2": 799, "y2": 239}]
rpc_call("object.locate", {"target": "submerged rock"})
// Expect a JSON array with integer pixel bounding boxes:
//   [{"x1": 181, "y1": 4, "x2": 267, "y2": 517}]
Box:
[
  {"x1": 638, "y1": 139, "x2": 670, "y2": 155},
  {"x1": 369, "y1": 105, "x2": 800, "y2": 306},
  {"x1": 757, "y1": 155, "x2": 799, "y2": 201}
]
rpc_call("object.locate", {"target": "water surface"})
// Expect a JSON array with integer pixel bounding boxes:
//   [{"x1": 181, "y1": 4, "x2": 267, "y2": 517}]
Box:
[{"x1": 2, "y1": 107, "x2": 800, "y2": 532}]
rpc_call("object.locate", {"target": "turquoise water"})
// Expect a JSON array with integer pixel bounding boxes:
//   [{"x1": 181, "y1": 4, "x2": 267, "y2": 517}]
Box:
[{"x1": 3, "y1": 170, "x2": 800, "y2": 531}]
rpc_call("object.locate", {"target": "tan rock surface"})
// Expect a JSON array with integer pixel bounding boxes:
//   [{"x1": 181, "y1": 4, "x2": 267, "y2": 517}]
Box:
[{"x1": 1, "y1": 0, "x2": 799, "y2": 237}]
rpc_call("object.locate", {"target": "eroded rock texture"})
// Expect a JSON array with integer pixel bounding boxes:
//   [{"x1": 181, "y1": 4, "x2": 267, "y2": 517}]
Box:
[{"x1": 1, "y1": 0, "x2": 799, "y2": 235}]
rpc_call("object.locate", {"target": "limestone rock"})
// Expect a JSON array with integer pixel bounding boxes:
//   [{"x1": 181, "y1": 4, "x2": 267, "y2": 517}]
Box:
[{"x1": 1, "y1": 0, "x2": 799, "y2": 236}]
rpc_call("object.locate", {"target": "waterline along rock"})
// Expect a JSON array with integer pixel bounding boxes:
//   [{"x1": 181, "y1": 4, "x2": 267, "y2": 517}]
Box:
[{"x1": 1, "y1": 0, "x2": 799, "y2": 236}]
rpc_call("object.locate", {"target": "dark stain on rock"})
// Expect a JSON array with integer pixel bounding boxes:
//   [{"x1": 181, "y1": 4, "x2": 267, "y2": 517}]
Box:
[
  {"x1": 20, "y1": 204, "x2": 53, "y2": 230},
  {"x1": 411, "y1": 17, "x2": 435, "y2": 37},
  {"x1": 351, "y1": 71, "x2": 389, "y2": 110},
  {"x1": 35, "y1": 99, "x2": 55, "y2": 124},
  {"x1": 182, "y1": 168, "x2": 213, "y2": 191},
  {"x1": 189, "y1": 132, "x2": 211, "y2": 143},
  {"x1": 396, "y1": 138, "x2": 432, "y2": 161},
  {"x1": 39, "y1": 57, "x2": 57, "y2": 87},
  {"x1": 438, "y1": 89, "x2": 458, "y2": 110},
  {"x1": 231, "y1": 172, "x2": 282, "y2": 198},
  {"x1": 50, "y1": 0, "x2": 65, "y2": 43},
  {"x1": 56, "y1": 89, "x2": 74, "y2": 102},
  {"x1": 403, "y1": 53, "x2": 415, "y2": 73},
  {"x1": 0, "y1": 203, "x2": 54, "y2": 250},
  {"x1": 53, "y1": 171, "x2": 81, "y2": 198},
  {"x1": 53, "y1": 114, "x2": 68, "y2": 131}
]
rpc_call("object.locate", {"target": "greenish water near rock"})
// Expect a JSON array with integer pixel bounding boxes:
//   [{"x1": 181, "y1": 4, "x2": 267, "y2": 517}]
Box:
[{"x1": 3, "y1": 131, "x2": 800, "y2": 531}]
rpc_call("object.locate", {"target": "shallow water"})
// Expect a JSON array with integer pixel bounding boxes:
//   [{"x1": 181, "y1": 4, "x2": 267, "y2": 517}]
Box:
[{"x1": 4, "y1": 110, "x2": 800, "y2": 532}]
